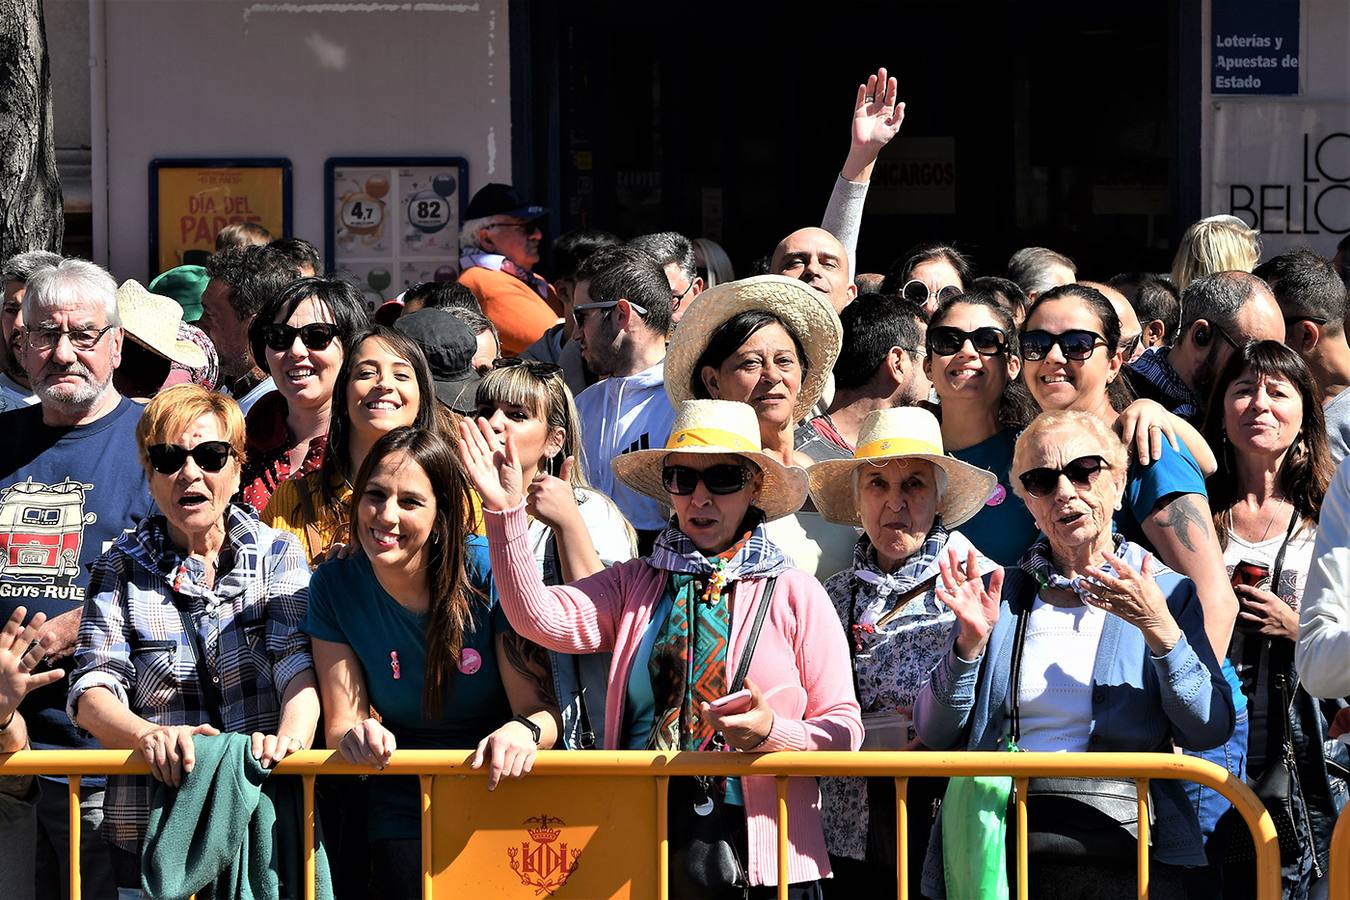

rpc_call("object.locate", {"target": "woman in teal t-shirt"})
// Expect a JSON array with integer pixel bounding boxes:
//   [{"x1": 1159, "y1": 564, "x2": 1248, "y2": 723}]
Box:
[{"x1": 302, "y1": 426, "x2": 560, "y2": 899}]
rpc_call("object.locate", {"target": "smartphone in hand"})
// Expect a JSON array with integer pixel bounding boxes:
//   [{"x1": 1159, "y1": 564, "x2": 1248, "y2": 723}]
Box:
[{"x1": 707, "y1": 689, "x2": 753, "y2": 716}]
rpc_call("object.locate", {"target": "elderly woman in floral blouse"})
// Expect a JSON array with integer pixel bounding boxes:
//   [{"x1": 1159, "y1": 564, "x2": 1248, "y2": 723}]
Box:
[{"x1": 806, "y1": 406, "x2": 1000, "y2": 897}]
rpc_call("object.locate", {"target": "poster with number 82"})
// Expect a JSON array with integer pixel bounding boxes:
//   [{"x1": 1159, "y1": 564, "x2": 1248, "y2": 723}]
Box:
[{"x1": 326, "y1": 156, "x2": 469, "y2": 311}]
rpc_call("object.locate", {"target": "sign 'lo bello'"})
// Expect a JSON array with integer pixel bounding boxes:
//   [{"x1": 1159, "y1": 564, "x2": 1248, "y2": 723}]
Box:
[{"x1": 1230, "y1": 133, "x2": 1350, "y2": 236}]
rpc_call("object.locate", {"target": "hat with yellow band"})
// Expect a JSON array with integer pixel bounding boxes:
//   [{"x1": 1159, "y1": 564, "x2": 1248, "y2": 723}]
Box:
[
  {"x1": 611, "y1": 399, "x2": 809, "y2": 522},
  {"x1": 807, "y1": 407, "x2": 999, "y2": 527}
]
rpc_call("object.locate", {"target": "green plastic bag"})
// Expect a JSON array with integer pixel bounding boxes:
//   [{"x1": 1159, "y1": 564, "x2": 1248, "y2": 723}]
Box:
[{"x1": 941, "y1": 742, "x2": 1016, "y2": 900}]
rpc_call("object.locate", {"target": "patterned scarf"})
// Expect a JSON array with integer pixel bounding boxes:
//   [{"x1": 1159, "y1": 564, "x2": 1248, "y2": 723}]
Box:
[
  {"x1": 847, "y1": 520, "x2": 948, "y2": 650},
  {"x1": 459, "y1": 249, "x2": 552, "y2": 300},
  {"x1": 1017, "y1": 533, "x2": 1127, "y2": 602},
  {"x1": 645, "y1": 516, "x2": 789, "y2": 751}
]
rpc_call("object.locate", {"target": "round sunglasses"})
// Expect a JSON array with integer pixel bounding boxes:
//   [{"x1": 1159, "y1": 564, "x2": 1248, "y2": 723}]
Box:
[
  {"x1": 263, "y1": 322, "x2": 340, "y2": 353},
  {"x1": 146, "y1": 441, "x2": 235, "y2": 475},
  {"x1": 661, "y1": 463, "x2": 751, "y2": 496},
  {"x1": 1017, "y1": 455, "x2": 1110, "y2": 497},
  {"x1": 902, "y1": 280, "x2": 963, "y2": 307},
  {"x1": 927, "y1": 325, "x2": 1008, "y2": 357},
  {"x1": 1019, "y1": 328, "x2": 1107, "y2": 362}
]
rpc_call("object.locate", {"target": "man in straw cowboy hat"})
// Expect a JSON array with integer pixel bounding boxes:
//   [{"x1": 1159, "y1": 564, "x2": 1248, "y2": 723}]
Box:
[
  {"x1": 463, "y1": 397, "x2": 861, "y2": 896},
  {"x1": 112, "y1": 280, "x2": 209, "y2": 401},
  {"x1": 805, "y1": 405, "x2": 999, "y2": 897}
]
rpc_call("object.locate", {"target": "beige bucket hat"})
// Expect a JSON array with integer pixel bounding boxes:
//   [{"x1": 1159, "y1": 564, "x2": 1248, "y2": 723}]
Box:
[
  {"x1": 116, "y1": 280, "x2": 208, "y2": 368},
  {"x1": 808, "y1": 407, "x2": 999, "y2": 528},
  {"x1": 664, "y1": 275, "x2": 842, "y2": 423},
  {"x1": 611, "y1": 399, "x2": 809, "y2": 521}
]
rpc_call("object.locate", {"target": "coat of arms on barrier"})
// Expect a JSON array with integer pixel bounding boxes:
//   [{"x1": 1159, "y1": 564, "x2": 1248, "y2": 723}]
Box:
[{"x1": 507, "y1": 814, "x2": 581, "y2": 895}]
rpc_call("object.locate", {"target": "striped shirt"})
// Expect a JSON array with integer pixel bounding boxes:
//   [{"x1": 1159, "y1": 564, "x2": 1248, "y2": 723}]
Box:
[{"x1": 67, "y1": 504, "x2": 313, "y2": 850}]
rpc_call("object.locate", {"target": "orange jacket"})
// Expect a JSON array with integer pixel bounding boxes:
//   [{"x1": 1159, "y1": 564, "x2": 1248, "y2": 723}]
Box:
[{"x1": 459, "y1": 266, "x2": 562, "y2": 356}]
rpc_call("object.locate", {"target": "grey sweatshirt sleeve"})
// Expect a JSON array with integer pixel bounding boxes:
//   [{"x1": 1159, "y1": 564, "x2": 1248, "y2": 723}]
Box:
[{"x1": 821, "y1": 175, "x2": 870, "y2": 282}]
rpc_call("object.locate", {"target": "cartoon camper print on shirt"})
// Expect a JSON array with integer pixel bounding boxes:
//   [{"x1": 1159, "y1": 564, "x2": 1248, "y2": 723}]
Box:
[{"x1": 0, "y1": 477, "x2": 98, "y2": 604}]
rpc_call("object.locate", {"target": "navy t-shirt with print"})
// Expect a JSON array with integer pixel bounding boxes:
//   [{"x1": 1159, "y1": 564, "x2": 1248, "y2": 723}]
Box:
[
  {"x1": 302, "y1": 537, "x2": 514, "y2": 840},
  {"x1": 0, "y1": 396, "x2": 153, "y2": 753}
]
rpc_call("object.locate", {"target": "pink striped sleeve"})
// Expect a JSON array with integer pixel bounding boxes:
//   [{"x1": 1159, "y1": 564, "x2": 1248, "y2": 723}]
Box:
[{"x1": 482, "y1": 501, "x2": 624, "y2": 654}]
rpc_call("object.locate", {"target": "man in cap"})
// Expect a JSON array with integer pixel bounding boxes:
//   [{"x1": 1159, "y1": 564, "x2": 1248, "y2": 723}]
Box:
[
  {"x1": 0, "y1": 250, "x2": 61, "y2": 409},
  {"x1": 458, "y1": 183, "x2": 560, "y2": 356},
  {"x1": 394, "y1": 308, "x2": 484, "y2": 414}
]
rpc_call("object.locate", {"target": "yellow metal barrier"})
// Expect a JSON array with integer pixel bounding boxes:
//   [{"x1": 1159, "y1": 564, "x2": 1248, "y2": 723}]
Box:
[
  {"x1": 0, "y1": 749, "x2": 1283, "y2": 900},
  {"x1": 1331, "y1": 804, "x2": 1350, "y2": 899}
]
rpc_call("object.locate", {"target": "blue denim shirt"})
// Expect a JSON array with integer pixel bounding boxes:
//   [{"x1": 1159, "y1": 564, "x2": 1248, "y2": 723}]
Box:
[{"x1": 913, "y1": 541, "x2": 1235, "y2": 894}]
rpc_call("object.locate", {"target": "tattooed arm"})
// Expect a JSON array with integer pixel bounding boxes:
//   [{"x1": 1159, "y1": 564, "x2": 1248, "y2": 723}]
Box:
[{"x1": 1141, "y1": 492, "x2": 1238, "y2": 660}]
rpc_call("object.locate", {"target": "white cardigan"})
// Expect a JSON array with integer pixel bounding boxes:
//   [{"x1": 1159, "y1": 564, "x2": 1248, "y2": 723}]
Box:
[{"x1": 1296, "y1": 456, "x2": 1350, "y2": 696}]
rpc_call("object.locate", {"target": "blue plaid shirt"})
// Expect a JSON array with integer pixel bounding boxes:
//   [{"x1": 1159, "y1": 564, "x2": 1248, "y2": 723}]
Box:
[
  {"x1": 1125, "y1": 346, "x2": 1201, "y2": 422},
  {"x1": 67, "y1": 504, "x2": 313, "y2": 850}
]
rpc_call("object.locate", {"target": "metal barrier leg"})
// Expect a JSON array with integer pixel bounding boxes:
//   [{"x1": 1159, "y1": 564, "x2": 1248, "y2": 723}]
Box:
[
  {"x1": 775, "y1": 777, "x2": 789, "y2": 900},
  {"x1": 420, "y1": 775, "x2": 433, "y2": 900},
  {"x1": 303, "y1": 775, "x2": 316, "y2": 900},
  {"x1": 1136, "y1": 778, "x2": 1150, "y2": 900},
  {"x1": 894, "y1": 777, "x2": 908, "y2": 900},
  {"x1": 1014, "y1": 777, "x2": 1028, "y2": 900},
  {"x1": 68, "y1": 776, "x2": 81, "y2": 900},
  {"x1": 657, "y1": 777, "x2": 669, "y2": 900}
]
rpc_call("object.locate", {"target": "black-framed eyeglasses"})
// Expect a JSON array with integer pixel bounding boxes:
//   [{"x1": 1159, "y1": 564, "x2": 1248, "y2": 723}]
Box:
[
  {"x1": 1019, "y1": 328, "x2": 1107, "y2": 362},
  {"x1": 1211, "y1": 322, "x2": 1243, "y2": 350},
  {"x1": 902, "y1": 280, "x2": 963, "y2": 307},
  {"x1": 27, "y1": 324, "x2": 116, "y2": 352},
  {"x1": 927, "y1": 325, "x2": 1008, "y2": 357},
  {"x1": 1017, "y1": 455, "x2": 1110, "y2": 497},
  {"x1": 485, "y1": 221, "x2": 541, "y2": 234},
  {"x1": 672, "y1": 278, "x2": 698, "y2": 304},
  {"x1": 492, "y1": 357, "x2": 562, "y2": 378},
  {"x1": 263, "y1": 322, "x2": 340, "y2": 353},
  {"x1": 573, "y1": 300, "x2": 649, "y2": 328},
  {"x1": 146, "y1": 441, "x2": 235, "y2": 475},
  {"x1": 662, "y1": 463, "x2": 752, "y2": 496},
  {"x1": 1283, "y1": 315, "x2": 1327, "y2": 329}
]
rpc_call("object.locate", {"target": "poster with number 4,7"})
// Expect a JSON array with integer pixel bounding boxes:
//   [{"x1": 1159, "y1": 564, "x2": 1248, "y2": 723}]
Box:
[{"x1": 325, "y1": 157, "x2": 469, "y2": 311}]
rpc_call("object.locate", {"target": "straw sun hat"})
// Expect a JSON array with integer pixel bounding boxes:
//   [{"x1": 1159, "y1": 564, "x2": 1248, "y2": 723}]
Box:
[
  {"x1": 611, "y1": 399, "x2": 809, "y2": 522},
  {"x1": 115, "y1": 280, "x2": 208, "y2": 368},
  {"x1": 808, "y1": 407, "x2": 998, "y2": 528},
  {"x1": 664, "y1": 275, "x2": 843, "y2": 423}
]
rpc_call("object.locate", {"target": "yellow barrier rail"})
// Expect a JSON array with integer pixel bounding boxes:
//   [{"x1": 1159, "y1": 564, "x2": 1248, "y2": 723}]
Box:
[{"x1": 0, "y1": 749, "x2": 1282, "y2": 900}]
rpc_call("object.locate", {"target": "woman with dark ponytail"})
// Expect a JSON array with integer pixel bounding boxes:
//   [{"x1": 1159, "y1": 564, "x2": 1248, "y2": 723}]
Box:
[{"x1": 302, "y1": 426, "x2": 559, "y2": 899}]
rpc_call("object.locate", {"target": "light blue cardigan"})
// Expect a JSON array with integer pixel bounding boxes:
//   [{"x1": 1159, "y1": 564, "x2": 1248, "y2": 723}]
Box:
[{"x1": 913, "y1": 542, "x2": 1235, "y2": 896}]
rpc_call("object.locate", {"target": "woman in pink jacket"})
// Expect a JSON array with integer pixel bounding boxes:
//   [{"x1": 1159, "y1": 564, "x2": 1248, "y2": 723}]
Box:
[{"x1": 460, "y1": 398, "x2": 863, "y2": 898}]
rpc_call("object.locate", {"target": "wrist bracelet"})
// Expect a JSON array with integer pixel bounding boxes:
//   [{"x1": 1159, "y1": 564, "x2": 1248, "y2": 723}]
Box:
[
  {"x1": 511, "y1": 714, "x2": 542, "y2": 746},
  {"x1": 747, "y1": 718, "x2": 773, "y2": 751},
  {"x1": 0, "y1": 710, "x2": 15, "y2": 732}
]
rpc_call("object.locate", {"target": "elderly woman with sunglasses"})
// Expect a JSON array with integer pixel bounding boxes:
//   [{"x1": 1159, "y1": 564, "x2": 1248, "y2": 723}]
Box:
[
  {"x1": 68, "y1": 385, "x2": 318, "y2": 880},
  {"x1": 462, "y1": 398, "x2": 862, "y2": 898},
  {"x1": 914, "y1": 409, "x2": 1234, "y2": 899},
  {"x1": 239, "y1": 277, "x2": 371, "y2": 512}
]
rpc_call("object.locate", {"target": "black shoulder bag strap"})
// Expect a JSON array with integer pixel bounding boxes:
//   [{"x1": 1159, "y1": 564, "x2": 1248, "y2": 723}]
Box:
[
  {"x1": 1263, "y1": 512, "x2": 1302, "y2": 762},
  {"x1": 1007, "y1": 599, "x2": 1033, "y2": 748},
  {"x1": 176, "y1": 600, "x2": 225, "y2": 729},
  {"x1": 543, "y1": 532, "x2": 595, "y2": 749},
  {"x1": 730, "y1": 577, "x2": 777, "y2": 694}
]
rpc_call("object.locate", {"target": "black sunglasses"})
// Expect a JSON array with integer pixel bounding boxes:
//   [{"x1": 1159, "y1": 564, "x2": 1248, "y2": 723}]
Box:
[
  {"x1": 146, "y1": 441, "x2": 235, "y2": 475},
  {"x1": 662, "y1": 463, "x2": 751, "y2": 496},
  {"x1": 1017, "y1": 455, "x2": 1110, "y2": 497},
  {"x1": 263, "y1": 322, "x2": 340, "y2": 353},
  {"x1": 492, "y1": 357, "x2": 562, "y2": 378},
  {"x1": 902, "y1": 280, "x2": 963, "y2": 307},
  {"x1": 927, "y1": 325, "x2": 1008, "y2": 357},
  {"x1": 1020, "y1": 328, "x2": 1107, "y2": 362}
]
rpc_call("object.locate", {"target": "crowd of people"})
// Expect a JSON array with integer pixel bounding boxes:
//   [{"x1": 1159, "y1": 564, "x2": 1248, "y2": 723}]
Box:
[{"x1": 2, "y1": 67, "x2": 1350, "y2": 900}]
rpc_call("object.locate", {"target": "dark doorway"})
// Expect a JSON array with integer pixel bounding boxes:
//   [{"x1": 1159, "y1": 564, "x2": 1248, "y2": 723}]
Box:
[{"x1": 514, "y1": 0, "x2": 1193, "y2": 282}]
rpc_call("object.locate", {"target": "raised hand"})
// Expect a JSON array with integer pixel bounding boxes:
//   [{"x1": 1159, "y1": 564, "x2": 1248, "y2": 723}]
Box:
[
  {"x1": 1082, "y1": 552, "x2": 1182, "y2": 654},
  {"x1": 0, "y1": 607, "x2": 64, "y2": 725},
  {"x1": 458, "y1": 417, "x2": 526, "y2": 511},
  {"x1": 526, "y1": 456, "x2": 582, "y2": 532},
  {"x1": 934, "y1": 548, "x2": 1003, "y2": 661},
  {"x1": 843, "y1": 66, "x2": 906, "y2": 181}
]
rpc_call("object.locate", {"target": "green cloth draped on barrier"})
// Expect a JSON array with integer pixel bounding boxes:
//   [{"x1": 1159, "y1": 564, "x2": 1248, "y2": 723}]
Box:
[{"x1": 142, "y1": 732, "x2": 332, "y2": 900}]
